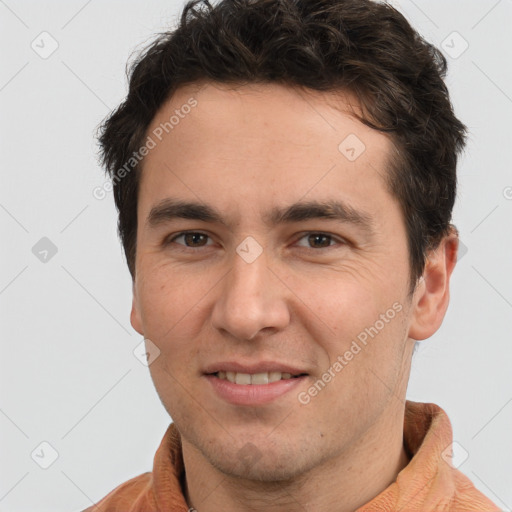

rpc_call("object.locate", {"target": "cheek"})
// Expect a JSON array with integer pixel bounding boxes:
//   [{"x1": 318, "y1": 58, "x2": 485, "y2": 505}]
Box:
[
  {"x1": 287, "y1": 264, "x2": 389, "y2": 337},
  {"x1": 135, "y1": 258, "x2": 224, "y2": 363},
  {"x1": 300, "y1": 269, "x2": 408, "y2": 379},
  {"x1": 138, "y1": 258, "x2": 206, "y2": 316}
]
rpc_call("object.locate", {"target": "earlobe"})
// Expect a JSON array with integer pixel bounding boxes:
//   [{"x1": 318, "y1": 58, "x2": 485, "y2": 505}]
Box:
[
  {"x1": 130, "y1": 283, "x2": 144, "y2": 336},
  {"x1": 407, "y1": 232, "x2": 459, "y2": 341}
]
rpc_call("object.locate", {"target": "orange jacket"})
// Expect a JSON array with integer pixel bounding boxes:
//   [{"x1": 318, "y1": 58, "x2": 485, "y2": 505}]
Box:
[{"x1": 84, "y1": 401, "x2": 500, "y2": 511}]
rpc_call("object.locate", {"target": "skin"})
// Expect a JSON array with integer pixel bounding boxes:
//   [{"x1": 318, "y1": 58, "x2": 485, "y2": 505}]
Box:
[{"x1": 130, "y1": 81, "x2": 458, "y2": 512}]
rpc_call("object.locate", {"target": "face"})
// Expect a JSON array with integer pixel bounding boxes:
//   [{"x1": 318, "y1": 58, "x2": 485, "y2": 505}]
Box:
[{"x1": 131, "y1": 81, "x2": 425, "y2": 481}]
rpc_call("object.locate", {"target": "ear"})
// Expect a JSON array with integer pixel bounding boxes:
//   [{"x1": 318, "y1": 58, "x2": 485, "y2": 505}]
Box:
[
  {"x1": 130, "y1": 281, "x2": 144, "y2": 336},
  {"x1": 407, "y1": 228, "x2": 459, "y2": 341}
]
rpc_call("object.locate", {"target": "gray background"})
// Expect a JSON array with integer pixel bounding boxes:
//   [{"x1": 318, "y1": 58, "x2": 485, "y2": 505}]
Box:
[{"x1": 0, "y1": 0, "x2": 511, "y2": 510}]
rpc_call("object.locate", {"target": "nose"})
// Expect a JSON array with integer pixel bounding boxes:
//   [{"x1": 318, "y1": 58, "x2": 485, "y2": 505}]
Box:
[{"x1": 210, "y1": 249, "x2": 291, "y2": 341}]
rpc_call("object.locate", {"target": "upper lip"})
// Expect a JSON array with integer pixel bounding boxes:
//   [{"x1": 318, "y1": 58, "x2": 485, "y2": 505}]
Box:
[{"x1": 203, "y1": 361, "x2": 308, "y2": 376}]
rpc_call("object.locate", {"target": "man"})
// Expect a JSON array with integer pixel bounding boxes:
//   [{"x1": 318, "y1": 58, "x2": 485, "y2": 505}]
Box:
[{"x1": 85, "y1": 0, "x2": 500, "y2": 510}]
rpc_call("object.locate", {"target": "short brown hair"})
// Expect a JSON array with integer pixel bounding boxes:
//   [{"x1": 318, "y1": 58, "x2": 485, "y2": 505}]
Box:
[{"x1": 97, "y1": 0, "x2": 467, "y2": 295}]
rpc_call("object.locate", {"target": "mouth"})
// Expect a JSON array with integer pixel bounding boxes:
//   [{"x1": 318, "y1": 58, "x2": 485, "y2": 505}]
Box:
[
  {"x1": 208, "y1": 370, "x2": 308, "y2": 385},
  {"x1": 204, "y1": 370, "x2": 309, "y2": 406}
]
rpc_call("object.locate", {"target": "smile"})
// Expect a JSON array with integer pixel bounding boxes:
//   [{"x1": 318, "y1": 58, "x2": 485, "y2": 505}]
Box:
[
  {"x1": 205, "y1": 372, "x2": 309, "y2": 405},
  {"x1": 212, "y1": 370, "x2": 307, "y2": 384}
]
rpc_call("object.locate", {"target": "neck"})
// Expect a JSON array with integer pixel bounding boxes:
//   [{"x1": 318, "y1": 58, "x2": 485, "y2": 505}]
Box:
[{"x1": 182, "y1": 402, "x2": 410, "y2": 512}]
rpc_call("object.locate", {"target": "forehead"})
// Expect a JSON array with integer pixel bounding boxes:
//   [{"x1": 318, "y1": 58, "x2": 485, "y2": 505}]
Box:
[
  {"x1": 138, "y1": 81, "x2": 397, "y2": 225},
  {"x1": 145, "y1": 80, "x2": 392, "y2": 160}
]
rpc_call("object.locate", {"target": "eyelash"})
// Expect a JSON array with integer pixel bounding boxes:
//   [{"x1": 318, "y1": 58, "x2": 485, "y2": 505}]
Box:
[{"x1": 164, "y1": 231, "x2": 347, "y2": 252}]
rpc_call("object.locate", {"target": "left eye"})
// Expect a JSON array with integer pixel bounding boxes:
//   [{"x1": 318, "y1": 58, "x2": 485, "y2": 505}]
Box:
[
  {"x1": 165, "y1": 231, "x2": 344, "y2": 250},
  {"x1": 295, "y1": 233, "x2": 343, "y2": 249}
]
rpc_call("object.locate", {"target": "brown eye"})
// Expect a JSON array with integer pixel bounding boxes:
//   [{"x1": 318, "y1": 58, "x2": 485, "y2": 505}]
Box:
[
  {"x1": 183, "y1": 233, "x2": 208, "y2": 247},
  {"x1": 167, "y1": 232, "x2": 212, "y2": 248},
  {"x1": 295, "y1": 232, "x2": 343, "y2": 249},
  {"x1": 307, "y1": 234, "x2": 332, "y2": 248}
]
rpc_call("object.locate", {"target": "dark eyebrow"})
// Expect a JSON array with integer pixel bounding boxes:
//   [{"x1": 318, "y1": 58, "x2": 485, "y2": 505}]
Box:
[
  {"x1": 264, "y1": 200, "x2": 374, "y2": 234},
  {"x1": 147, "y1": 199, "x2": 229, "y2": 227},
  {"x1": 146, "y1": 198, "x2": 374, "y2": 234}
]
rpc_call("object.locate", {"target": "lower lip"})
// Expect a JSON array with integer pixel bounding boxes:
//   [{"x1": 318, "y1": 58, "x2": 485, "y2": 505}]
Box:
[{"x1": 204, "y1": 374, "x2": 308, "y2": 405}]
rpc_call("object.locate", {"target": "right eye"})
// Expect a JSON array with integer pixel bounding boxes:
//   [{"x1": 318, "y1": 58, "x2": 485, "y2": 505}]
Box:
[{"x1": 164, "y1": 231, "x2": 214, "y2": 250}]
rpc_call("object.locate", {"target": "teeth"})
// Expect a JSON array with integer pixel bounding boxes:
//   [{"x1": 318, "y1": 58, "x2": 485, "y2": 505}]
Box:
[
  {"x1": 216, "y1": 371, "x2": 299, "y2": 384},
  {"x1": 251, "y1": 372, "x2": 269, "y2": 384},
  {"x1": 235, "y1": 372, "x2": 251, "y2": 385},
  {"x1": 269, "y1": 371, "x2": 282, "y2": 383}
]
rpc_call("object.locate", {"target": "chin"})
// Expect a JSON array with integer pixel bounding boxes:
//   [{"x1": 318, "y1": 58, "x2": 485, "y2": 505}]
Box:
[
  {"x1": 213, "y1": 453, "x2": 309, "y2": 482},
  {"x1": 202, "y1": 437, "x2": 318, "y2": 483},
  {"x1": 177, "y1": 413, "x2": 332, "y2": 482}
]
